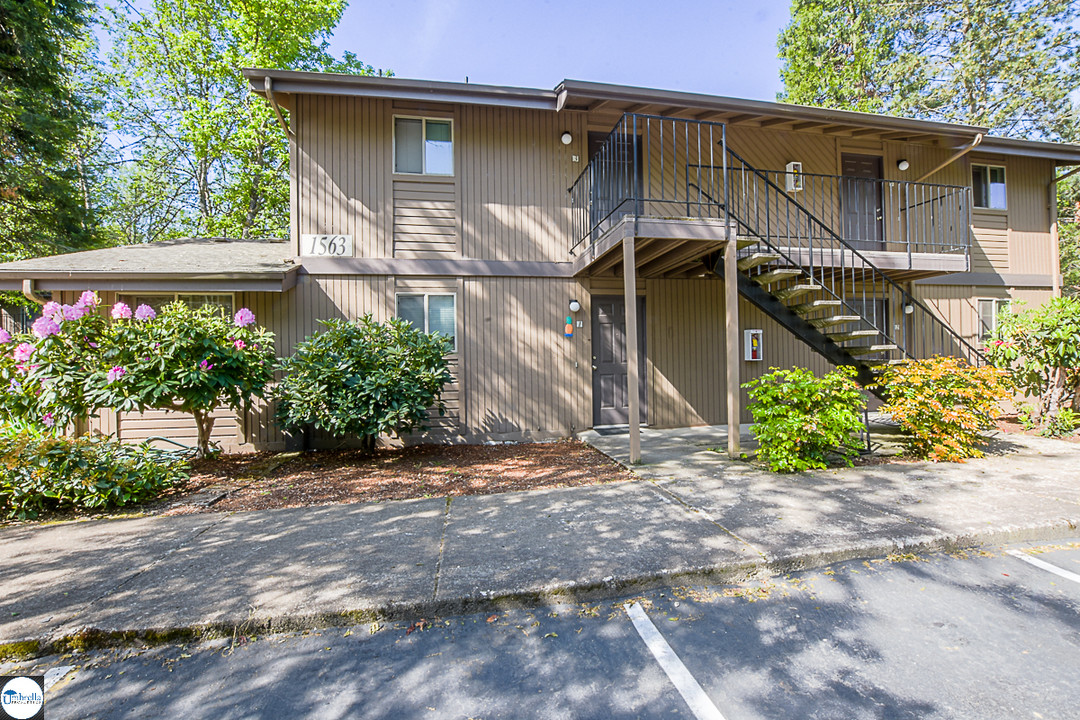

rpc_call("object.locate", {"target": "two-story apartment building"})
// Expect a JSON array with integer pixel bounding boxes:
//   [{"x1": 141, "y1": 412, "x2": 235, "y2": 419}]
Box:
[{"x1": 2, "y1": 71, "x2": 1078, "y2": 457}]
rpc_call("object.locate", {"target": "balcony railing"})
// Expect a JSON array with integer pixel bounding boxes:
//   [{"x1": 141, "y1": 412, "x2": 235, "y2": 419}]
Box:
[
  {"x1": 569, "y1": 113, "x2": 728, "y2": 256},
  {"x1": 568, "y1": 113, "x2": 972, "y2": 264}
]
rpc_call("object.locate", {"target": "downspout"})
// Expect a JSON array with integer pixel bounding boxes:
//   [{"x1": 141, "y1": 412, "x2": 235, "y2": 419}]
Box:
[
  {"x1": 915, "y1": 133, "x2": 983, "y2": 183},
  {"x1": 1049, "y1": 164, "x2": 1080, "y2": 297},
  {"x1": 21, "y1": 279, "x2": 46, "y2": 305},
  {"x1": 264, "y1": 76, "x2": 295, "y2": 140}
]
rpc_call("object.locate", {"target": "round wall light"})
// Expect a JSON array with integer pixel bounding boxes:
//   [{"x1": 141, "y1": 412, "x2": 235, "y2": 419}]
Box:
[
  {"x1": 569, "y1": 299, "x2": 582, "y2": 313},
  {"x1": 561, "y1": 131, "x2": 573, "y2": 145},
  {"x1": 904, "y1": 303, "x2": 915, "y2": 315},
  {"x1": 897, "y1": 159, "x2": 911, "y2": 172}
]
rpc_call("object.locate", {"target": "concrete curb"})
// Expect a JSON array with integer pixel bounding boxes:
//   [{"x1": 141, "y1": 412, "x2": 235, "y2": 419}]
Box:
[{"x1": 5, "y1": 516, "x2": 1075, "y2": 662}]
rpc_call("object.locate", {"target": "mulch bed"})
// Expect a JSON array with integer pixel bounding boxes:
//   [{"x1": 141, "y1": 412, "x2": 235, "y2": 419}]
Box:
[
  {"x1": 152, "y1": 440, "x2": 633, "y2": 516},
  {"x1": 995, "y1": 415, "x2": 1080, "y2": 443}
]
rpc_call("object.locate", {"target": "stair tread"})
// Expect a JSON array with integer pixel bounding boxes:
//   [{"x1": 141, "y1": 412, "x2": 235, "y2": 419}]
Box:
[
  {"x1": 791, "y1": 299, "x2": 843, "y2": 314},
  {"x1": 737, "y1": 253, "x2": 782, "y2": 271},
  {"x1": 808, "y1": 315, "x2": 861, "y2": 328},
  {"x1": 736, "y1": 238, "x2": 759, "y2": 250},
  {"x1": 827, "y1": 329, "x2": 881, "y2": 341},
  {"x1": 773, "y1": 283, "x2": 820, "y2": 302},
  {"x1": 846, "y1": 344, "x2": 899, "y2": 356},
  {"x1": 752, "y1": 269, "x2": 802, "y2": 285}
]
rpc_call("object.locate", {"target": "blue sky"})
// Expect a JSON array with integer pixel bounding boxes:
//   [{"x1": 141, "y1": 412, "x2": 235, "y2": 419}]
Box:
[{"x1": 326, "y1": 0, "x2": 794, "y2": 100}]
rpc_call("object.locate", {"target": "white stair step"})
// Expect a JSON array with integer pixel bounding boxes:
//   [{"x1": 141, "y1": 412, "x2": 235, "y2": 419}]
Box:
[
  {"x1": 791, "y1": 299, "x2": 843, "y2": 315},
  {"x1": 752, "y1": 269, "x2": 802, "y2": 286},
  {"x1": 827, "y1": 329, "x2": 880, "y2": 343},
  {"x1": 846, "y1": 344, "x2": 899, "y2": 356},
  {"x1": 773, "y1": 283, "x2": 820, "y2": 302},
  {"x1": 809, "y1": 315, "x2": 861, "y2": 329},
  {"x1": 737, "y1": 253, "x2": 781, "y2": 271}
]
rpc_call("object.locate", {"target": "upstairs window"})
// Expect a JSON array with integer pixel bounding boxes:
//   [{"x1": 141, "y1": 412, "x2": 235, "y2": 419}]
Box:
[
  {"x1": 972, "y1": 164, "x2": 1006, "y2": 210},
  {"x1": 978, "y1": 298, "x2": 1010, "y2": 342},
  {"x1": 396, "y1": 293, "x2": 456, "y2": 350},
  {"x1": 394, "y1": 117, "x2": 453, "y2": 175}
]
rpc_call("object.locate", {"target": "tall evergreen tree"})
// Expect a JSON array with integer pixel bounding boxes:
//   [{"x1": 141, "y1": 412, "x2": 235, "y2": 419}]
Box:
[
  {"x1": 778, "y1": 0, "x2": 1080, "y2": 139},
  {"x1": 0, "y1": 0, "x2": 100, "y2": 259}
]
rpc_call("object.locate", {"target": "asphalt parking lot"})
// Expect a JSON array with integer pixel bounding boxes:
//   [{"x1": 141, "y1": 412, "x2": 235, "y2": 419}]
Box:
[{"x1": 12, "y1": 540, "x2": 1080, "y2": 720}]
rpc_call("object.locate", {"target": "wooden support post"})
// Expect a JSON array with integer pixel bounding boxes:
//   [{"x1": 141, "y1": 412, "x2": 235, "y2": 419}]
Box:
[
  {"x1": 624, "y1": 237, "x2": 641, "y2": 464},
  {"x1": 724, "y1": 236, "x2": 741, "y2": 459},
  {"x1": 1050, "y1": 178, "x2": 1062, "y2": 298}
]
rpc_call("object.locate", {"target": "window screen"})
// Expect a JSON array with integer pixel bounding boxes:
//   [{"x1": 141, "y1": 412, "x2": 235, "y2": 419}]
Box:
[
  {"x1": 427, "y1": 295, "x2": 455, "y2": 341},
  {"x1": 424, "y1": 120, "x2": 453, "y2": 175},
  {"x1": 978, "y1": 298, "x2": 1009, "y2": 341},
  {"x1": 396, "y1": 294, "x2": 425, "y2": 330},
  {"x1": 394, "y1": 118, "x2": 423, "y2": 174},
  {"x1": 972, "y1": 165, "x2": 1006, "y2": 209},
  {"x1": 396, "y1": 293, "x2": 456, "y2": 350}
]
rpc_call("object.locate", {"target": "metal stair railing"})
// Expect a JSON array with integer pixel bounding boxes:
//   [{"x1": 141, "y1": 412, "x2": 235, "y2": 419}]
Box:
[{"x1": 717, "y1": 147, "x2": 985, "y2": 366}]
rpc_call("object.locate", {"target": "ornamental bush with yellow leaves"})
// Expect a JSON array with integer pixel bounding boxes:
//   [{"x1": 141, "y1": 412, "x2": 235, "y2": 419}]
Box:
[{"x1": 875, "y1": 356, "x2": 1012, "y2": 463}]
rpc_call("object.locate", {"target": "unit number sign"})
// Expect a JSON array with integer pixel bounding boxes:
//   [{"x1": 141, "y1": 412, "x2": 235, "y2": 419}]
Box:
[{"x1": 301, "y1": 234, "x2": 353, "y2": 257}]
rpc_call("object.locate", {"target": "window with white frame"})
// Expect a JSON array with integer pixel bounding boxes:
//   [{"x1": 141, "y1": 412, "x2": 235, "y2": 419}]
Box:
[
  {"x1": 977, "y1": 298, "x2": 1010, "y2": 342},
  {"x1": 396, "y1": 293, "x2": 456, "y2": 350},
  {"x1": 972, "y1": 164, "x2": 1006, "y2": 210},
  {"x1": 394, "y1": 117, "x2": 453, "y2": 175},
  {"x1": 118, "y1": 293, "x2": 234, "y2": 315}
]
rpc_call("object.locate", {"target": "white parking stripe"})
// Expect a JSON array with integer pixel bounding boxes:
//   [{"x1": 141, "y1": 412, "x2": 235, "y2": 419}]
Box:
[
  {"x1": 625, "y1": 602, "x2": 727, "y2": 720},
  {"x1": 1006, "y1": 550, "x2": 1080, "y2": 585},
  {"x1": 44, "y1": 665, "x2": 75, "y2": 690}
]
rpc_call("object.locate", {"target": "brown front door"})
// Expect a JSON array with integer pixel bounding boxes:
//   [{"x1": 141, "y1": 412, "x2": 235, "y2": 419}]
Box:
[
  {"x1": 841, "y1": 153, "x2": 885, "y2": 250},
  {"x1": 592, "y1": 296, "x2": 646, "y2": 426}
]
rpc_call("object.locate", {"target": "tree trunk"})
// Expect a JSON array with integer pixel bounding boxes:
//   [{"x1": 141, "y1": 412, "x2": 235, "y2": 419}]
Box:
[
  {"x1": 193, "y1": 408, "x2": 216, "y2": 458},
  {"x1": 1041, "y1": 367, "x2": 1067, "y2": 427}
]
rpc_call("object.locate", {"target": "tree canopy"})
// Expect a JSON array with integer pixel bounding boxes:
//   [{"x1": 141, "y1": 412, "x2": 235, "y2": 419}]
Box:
[
  {"x1": 778, "y1": 0, "x2": 1080, "y2": 139},
  {"x1": 0, "y1": 0, "x2": 100, "y2": 259}
]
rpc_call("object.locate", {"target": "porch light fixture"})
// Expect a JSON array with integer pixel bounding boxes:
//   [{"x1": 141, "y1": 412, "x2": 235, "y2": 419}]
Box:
[
  {"x1": 904, "y1": 303, "x2": 915, "y2": 315},
  {"x1": 897, "y1": 159, "x2": 911, "y2": 172},
  {"x1": 561, "y1": 131, "x2": 573, "y2": 145},
  {"x1": 568, "y1": 299, "x2": 582, "y2": 313}
]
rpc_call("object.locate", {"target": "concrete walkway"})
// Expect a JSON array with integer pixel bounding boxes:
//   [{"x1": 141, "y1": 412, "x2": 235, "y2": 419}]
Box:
[{"x1": 1, "y1": 428, "x2": 1078, "y2": 653}]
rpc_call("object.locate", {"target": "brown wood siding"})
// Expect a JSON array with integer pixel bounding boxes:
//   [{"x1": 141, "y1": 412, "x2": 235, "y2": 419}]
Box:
[
  {"x1": 458, "y1": 105, "x2": 584, "y2": 263},
  {"x1": 296, "y1": 94, "x2": 391, "y2": 258},
  {"x1": 462, "y1": 276, "x2": 591, "y2": 439},
  {"x1": 646, "y1": 278, "x2": 835, "y2": 427},
  {"x1": 393, "y1": 178, "x2": 457, "y2": 257}
]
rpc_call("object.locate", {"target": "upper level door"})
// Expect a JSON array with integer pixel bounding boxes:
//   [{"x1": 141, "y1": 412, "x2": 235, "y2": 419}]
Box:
[{"x1": 841, "y1": 153, "x2": 885, "y2": 250}]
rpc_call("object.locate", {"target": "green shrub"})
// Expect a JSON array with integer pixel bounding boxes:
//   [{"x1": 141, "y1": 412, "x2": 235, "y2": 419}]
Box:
[
  {"x1": 274, "y1": 316, "x2": 453, "y2": 450},
  {"x1": 743, "y1": 366, "x2": 867, "y2": 472},
  {"x1": 1040, "y1": 407, "x2": 1080, "y2": 438},
  {"x1": 985, "y1": 296, "x2": 1080, "y2": 430},
  {"x1": 876, "y1": 356, "x2": 1012, "y2": 462},
  {"x1": 0, "y1": 431, "x2": 189, "y2": 520}
]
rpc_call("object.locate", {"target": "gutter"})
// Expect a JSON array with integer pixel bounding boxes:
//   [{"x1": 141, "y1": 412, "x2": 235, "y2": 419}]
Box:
[
  {"x1": 915, "y1": 134, "x2": 983, "y2": 182},
  {"x1": 21, "y1": 279, "x2": 46, "y2": 305},
  {"x1": 264, "y1": 77, "x2": 295, "y2": 139},
  {"x1": 1048, "y1": 165, "x2": 1080, "y2": 297}
]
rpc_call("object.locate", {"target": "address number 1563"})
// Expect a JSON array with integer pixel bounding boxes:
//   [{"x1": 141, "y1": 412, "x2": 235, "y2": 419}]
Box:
[{"x1": 301, "y1": 234, "x2": 353, "y2": 257}]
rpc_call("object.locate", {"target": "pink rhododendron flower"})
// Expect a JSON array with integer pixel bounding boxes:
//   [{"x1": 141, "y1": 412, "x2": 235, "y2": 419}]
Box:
[
  {"x1": 43, "y1": 412, "x2": 54, "y2": 428},
  {"x1": 42, "y1": 301, "x2": 62, "y2": 319},
  {"x1": 106, "y1": 366, "x2": 126, "y2": 383},
  {"x1": 134, "y1": 304, "x2": 156, "y2": 321},
  {"x1": 0, "y1": 329, "x2": 9, "y2": 344},
  {"x1": 13, "y1": 343, "x2": 33, "y2": 362},
  {"x1": 233, "y1": 339, "x2": 246, "y2": 350},
  {"x1": 63, "y1": 303, "x2": 89, "y2": 322},
  {"x1": 31, "y1": 316, "x2": 60, "y2": 339},
  {"x1": 78, "y1": 291, "x2": 99, "y2": 307},
  {"x1": 111, "y1": 302, "x2": 132, "y2": 319},
  {"x1": 199, "y1": 359, "x2": 214, "y2": 371},
  {"x1": 233, "y1": 308, "x2": 255, "y2": 327}
]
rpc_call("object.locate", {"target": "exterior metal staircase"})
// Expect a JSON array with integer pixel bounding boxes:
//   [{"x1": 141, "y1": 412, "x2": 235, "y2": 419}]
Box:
[
  {"x1": 709, "y1": 147, "x2": 985, "y2": 393},
  {"x1": 567, "y1": 112, "x2": 986, "y2": 397}
]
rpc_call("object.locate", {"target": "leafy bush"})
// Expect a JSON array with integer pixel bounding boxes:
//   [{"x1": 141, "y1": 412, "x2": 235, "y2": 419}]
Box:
[
  {"x1": 1040, "y1": 407, "x2": 1080, "y2": 438},
  {"x1": 0, "y1": 431, "x2": 189, "y2": 520},
  {"x1": 743, "y1": 366, "x2": 867, "y2": 472},
  {"x1": 985, "y1": 296, "x2": 1080, "y2": 430},
  {"x1": 274, "y1": 316, "x2": 454, "y2": 450},
  {"x1": 0, "y1": 293, "x2": 276, "y2": 457},
  {"x1": 876, "y1": 356, "x2": 1012, "y2": 462}
]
